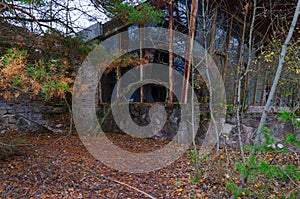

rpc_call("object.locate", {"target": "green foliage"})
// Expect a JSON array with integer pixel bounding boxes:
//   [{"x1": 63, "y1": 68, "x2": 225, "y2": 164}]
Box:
[
  {"x1": 285, "y1": 133, "x2": 297, "y2": 143},
  {"x1": 282, "y1": 133, "x2": 300, "y2": 149},
  {"x1": 20, "y1": 0, "x2": 44, "y2": 4},
  {"x1": 1, "y1": 49, "x2": 27, "y2": 66},
  {"x1": 258, "y1": 161, "x2": 286, "y2": 179},
  {"x1": 4, "y1": 0, "x2": 44, "y2": 6},
  {"x1": 227, "y1": 111, "x2": 300, "y2": 197},
  {"x1": 236, "y1": 162, "x2": 248, "y2": 176},
  {"x1": 12, "y1": 75, "x2": 23, "y2": 87},
  {"x1": 0, "y1": 48, "x2": 73, "y2": 100},
  {"x1": 188, "y1": 149, "x2": 199, "y2": 179},
  {"x1": 279, "y1": 110, "x2": 293, "y2": 122},
  {"x1": 189, "y1": 149, "x2": 197, "y2": 162},
  {"x1": 244, "y1": 126, "x2": 278, "y2": 152},
  {"x1": 262, "y1": 126, "x2": 276, "y2": 145},
  {"x1": 63, "y1": 35, "x2": 93, "y2": 58},
  {"x1": 106, "y1": 0, "x2": 165, "y2": 24},
  {"x1": 41, "y1": 80, "x2": 71, "y2": 100},
  {"x1": 258, "y1": 28, "x2": 300, "y2": 102},
  {"x1": 226, "y1": 182, "x2": 249, "y2": 197},
  {"x1": 285, "y1": 165, "x2": 300, "y2": 181},
  {"x1": 279, "y1": 110, "x2": 300, "y2": 128},
  {"x1": 189, "y1": 174, "x2": 200, "y2": 183},
  {"x1": 127, "y1": 3, "x2": 165, "y2": 24}
]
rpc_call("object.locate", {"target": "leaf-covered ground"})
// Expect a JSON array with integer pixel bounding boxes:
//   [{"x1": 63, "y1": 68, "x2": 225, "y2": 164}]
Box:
[{"x1": 0, "y1": 132, "x2": 299, "y2": 198}]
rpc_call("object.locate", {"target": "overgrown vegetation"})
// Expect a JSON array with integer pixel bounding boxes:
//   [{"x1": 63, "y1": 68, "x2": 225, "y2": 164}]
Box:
[
  {"x1": 226, "y1": 111, "x2": 300, "y2": 198},
  {"x1": 0, "y1": 0, "x2": 300, "y2": 198},
  {"x1": 105, "y1": 0, "x2": 165, "y2": 24},
  {"x1": 258, "y1": 28, "x2": 300, "y2": 107},
  {"x1": 0, "y1": 48, "x2": 73, "y2": 99}
]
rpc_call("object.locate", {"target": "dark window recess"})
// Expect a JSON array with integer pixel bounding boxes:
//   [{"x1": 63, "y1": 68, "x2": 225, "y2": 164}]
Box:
[
  {"x1": 101, "y1": 70, "x2": 117, "y2": 103},
  {"x1": 99, "y1": 49, "x2": 204, "y2": 103},
  {"x1": 130, "y1": 84, "x2": 167, "y2": 102}
]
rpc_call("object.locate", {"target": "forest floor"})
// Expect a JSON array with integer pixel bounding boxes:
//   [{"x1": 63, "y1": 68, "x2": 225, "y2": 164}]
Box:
[{"x1": 0, "y1": 131, "x2": 299, "y2": 199}]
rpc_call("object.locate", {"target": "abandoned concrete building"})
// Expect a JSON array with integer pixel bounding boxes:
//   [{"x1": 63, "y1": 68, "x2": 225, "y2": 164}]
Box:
[
  {"x1": 0, "y1": 0, "x2": 299, "y2": 140},
  {"x1": 77, "y1": 0, "x2": 299, "y2": 108}
]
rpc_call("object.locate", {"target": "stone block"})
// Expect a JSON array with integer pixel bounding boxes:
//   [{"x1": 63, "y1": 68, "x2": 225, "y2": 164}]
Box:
[
  {"x1": 8, "y1": 115, "x2": 17, "y2": 124},
  {"x1": 242, "y1": 118, "x2": 259, "y2": 128},
  {"x1": 222, "y1": 123, "x2": 234, "y2": 134},
  {"x1": 0, "y1": 106, "x2": 7, "y2": 116},
  {"x1": 15, "y1": 107, "x2": 26, "y2": 114},
  {"x1": 0, "y1": 116, "x2": 8, "y2": 124}
]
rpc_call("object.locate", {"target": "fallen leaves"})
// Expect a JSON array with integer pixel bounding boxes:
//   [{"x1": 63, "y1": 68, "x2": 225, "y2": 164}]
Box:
[{"x1": 0, "y1": 132, "x2": 299, "y2": 198}]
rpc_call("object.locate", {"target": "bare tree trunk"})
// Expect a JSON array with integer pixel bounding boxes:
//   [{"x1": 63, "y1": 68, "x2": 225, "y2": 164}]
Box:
[
  {"x1": 181, "y1": 0, "x2": 200, "y2": 179},
  {"x1": 65, "y1": 0, "x2": 70, "y2": 35},
  {"x1": 254, "y1": 0, "x2": 300, "y2": 144},
  {"x1": 235, "y1": 12, "x2": 248, "y2": 162},
  {"x1": 181, "y1": 0, "x2": 198, "y2": 103},
  {"x1": 236, "y1": 0, "x2": 257, "y2": 164},
  {"x1": 168, "y1": 0, "x2": 174, "y2": 103},
  {"x1": 191, "y1": 54, "x2": 200, "y2": 179},
  {"x1": 201, "y1": 2, "x2": 221, "y2": 155}
]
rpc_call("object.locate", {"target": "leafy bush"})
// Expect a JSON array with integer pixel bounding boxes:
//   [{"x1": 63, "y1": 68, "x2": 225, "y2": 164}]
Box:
[
  {"x1": 0, "y1": 48, "x2": 73, "y2": 100},
  {"x1": 226, "y1": 111, "x2": 300, "y2": 198}
]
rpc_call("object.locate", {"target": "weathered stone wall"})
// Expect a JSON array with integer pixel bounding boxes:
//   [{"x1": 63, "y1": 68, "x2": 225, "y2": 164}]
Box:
[
  {"x1": 0, "y1": 95, "x2": 67, "y2": 133},
  {"x1": 222, "y1": 106, "x2": 296, "y2": 146},
  {"x1": 97, "y1": 103, "x2": 208, "y2": 141},
  {"x1": 1, "y1": 97, "x2": 297, "y2": 146},
  {"x1": 97, "y1": 104, "x2": 297, "y2": 145}
]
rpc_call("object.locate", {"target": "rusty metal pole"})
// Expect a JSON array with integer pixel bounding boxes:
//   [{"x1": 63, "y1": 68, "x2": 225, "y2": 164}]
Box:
[
  {"x1": 181, "y1": 0, "x2": 199, "y2": 103},
  {"x1": 168, "y1": 0, "x2": 174, "y2": 103}
]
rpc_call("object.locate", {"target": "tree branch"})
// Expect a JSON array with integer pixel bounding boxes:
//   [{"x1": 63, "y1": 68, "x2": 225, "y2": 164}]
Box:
[
  {"x1": 254, "y1": 0, "x2": 300, "y2": 144},
  {"x1": 0, "y1": 2, "x2": 39, "y2": 23},
  {"x1": 0, "y1": 16, "x2": 60, "y2": 23}
]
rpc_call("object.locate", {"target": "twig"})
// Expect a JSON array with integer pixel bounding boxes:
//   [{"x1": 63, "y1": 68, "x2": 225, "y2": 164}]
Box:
[
  {"x1": 82, "y1": 167, "x2": 157, "y2": 199},
  {"x1": 0, "y1": 1, "x2": 77, "y2": 34},
  {"x1": 1, "y1": 184, "x2": 17, "y2": 198},
  {"x1": 0, "y1": 141, "x2": 32, "y2": 147},
  {"x1": 288, "y1": 187, "x2": 300, "y2": 197},
  {"x1": 280, "y1": 166, "x2": 300, "y2": 188},
  {"x1": 64, "y1": 97, "x2": 73, "y2": 135}
]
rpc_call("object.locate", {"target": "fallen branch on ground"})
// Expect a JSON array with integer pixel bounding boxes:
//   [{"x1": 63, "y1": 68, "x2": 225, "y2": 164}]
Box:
[
  {"x1": 82, "y1": 167, "x2": 157, "y2": 199},
  {"x1": 17, "y1": 114, "x2": 63, "y2": 134}
]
